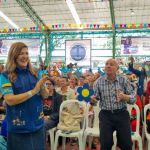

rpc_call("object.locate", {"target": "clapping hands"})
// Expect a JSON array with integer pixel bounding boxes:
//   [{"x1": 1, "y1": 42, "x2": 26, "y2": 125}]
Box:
[{"x1": 34, "y1": 76, "x2": 49, "y2": 94}]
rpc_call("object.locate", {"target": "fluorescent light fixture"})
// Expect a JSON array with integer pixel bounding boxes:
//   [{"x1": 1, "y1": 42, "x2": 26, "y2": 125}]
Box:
[
  {"x1": 0, "y1": 11, "x2": 19, "y2": 29},
  {"x1": 66, "y1": 0, "x2": 81, "y2": 24}
]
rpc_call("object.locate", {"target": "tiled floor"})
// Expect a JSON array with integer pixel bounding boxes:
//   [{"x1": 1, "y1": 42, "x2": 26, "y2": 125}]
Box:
[
  {"x1": 46, "y1": 142, "x2": 100, "y2": 150},
  {"x1": 46, "y1": 141, "x2": 147, "y2": 150}
]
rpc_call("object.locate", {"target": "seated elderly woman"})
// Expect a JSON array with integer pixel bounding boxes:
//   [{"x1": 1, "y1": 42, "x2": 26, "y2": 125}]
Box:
[{"x1": 56, "y1": 77, "x2": 76, "y2": 100}]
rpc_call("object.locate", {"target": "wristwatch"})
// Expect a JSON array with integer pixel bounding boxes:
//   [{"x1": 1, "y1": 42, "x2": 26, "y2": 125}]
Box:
[
  {"x1": 129, "y1": 95, "x2": 135, "y2": 103},
  {"x1": 27, "y1": 91, "x2": 32, "y2": 98}
]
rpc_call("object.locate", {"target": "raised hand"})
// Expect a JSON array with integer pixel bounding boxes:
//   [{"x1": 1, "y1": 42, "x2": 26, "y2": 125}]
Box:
[
  {"x1": 129, "y1": 56, "x2": 134, "y2": 64},
  {"x1": 116, "y1": 89, "x2": 124, "y2": 102},
  {"x1": 34, "y1": 76, "x2": 49, "y2": 94}
]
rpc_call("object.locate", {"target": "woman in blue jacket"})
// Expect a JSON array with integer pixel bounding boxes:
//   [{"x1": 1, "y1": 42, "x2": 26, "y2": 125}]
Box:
[{"x1": 0, "y1": 42, "x2": 49, "y2": 150}]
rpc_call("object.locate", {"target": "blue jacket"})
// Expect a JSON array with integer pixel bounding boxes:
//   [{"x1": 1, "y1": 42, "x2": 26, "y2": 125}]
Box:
[
  {"x1": 128, "y1": 63, "x2": 145, "y2": 96},
  {"x1": 1, "y1": 116, "x2": 7, "y2": 137},
  {"x1": 0, "y1": 67, "x2": 44, "y2": 133}
]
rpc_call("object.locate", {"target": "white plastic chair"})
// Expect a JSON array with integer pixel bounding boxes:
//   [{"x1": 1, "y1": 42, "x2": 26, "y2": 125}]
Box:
[
  {"x1": 83, "y1": 101, "x2": 100, "y2": 149},
  {"x1": 48, "y1": 127, "x2": 56, "y2": 150},
  {"x1": 144, "y1": 104, "x2": 150, "y2": 150},
  {"x1": 54, "y1": 100, "x2": 87, "y2": 150},
  {"x1": 112, "y1": 131, "x2": 117, "y2": 150},
  {"x1": 127, "y1": 104, "x2": 143, "y2": 150},
  {"x1": 113, "y1": 104, "x2": 142, "y2": 150}
]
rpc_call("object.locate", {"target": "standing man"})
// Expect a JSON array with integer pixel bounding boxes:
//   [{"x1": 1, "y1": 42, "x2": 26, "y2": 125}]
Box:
[{"x1": 93, "y1": 58, "x2": 136, "y2": 150}]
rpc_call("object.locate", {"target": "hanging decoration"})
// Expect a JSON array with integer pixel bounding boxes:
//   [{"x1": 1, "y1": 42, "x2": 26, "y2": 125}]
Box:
[
  {"x1": 77, "y1": 83, "x2": 94, "y2": 103},
  {"x1": 59, "y1": 63, "x2": 83, "y2": 78},
  {"x1": 59, "y1": 63, "x2": 73, "y2": 77},
  {"x1": 97, "y1": 67, "x2": 105, "y2": 76},
  {"x1": 73, "y1": 67, "x2": 82, "y2": 78},
  {"x1": 1, "y1": 23, "x2": 150, "y2": 33},
  {"x1": 142, "y1": 62, "x2": 150, "y2": 76}
]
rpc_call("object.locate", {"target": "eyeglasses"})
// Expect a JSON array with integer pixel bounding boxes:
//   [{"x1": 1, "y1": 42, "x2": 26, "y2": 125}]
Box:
[{"x1": 45, "y1": 83, "x2": 53, "y2": 86}]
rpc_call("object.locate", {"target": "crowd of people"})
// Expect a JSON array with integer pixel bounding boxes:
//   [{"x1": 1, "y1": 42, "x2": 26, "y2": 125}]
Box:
[{"x1": 0, "y1": 42, "x2": 150, "y2": 150}]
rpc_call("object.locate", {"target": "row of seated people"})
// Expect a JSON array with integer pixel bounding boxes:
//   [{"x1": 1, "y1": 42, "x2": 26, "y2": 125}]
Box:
[{"x1": 1, "y1": 63, "x2": 150, "y2": 149}]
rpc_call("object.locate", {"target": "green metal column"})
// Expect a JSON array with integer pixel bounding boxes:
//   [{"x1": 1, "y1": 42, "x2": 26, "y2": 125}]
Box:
[
  {"x1": 109, "y1": 0, "x2": 116, "y2": 58},
  {"x1": 44, "y1": 34, "x2": 48, "y2": 65},
  {"x1": 112, "y1": 31, "x2": 116, "y2": 58},
  {"x1": 47, "y1": 32, "x2": 51, "y2": 66},
  {"x1": 16, "y1": 0, "x2": 46, "y2": 27},
  {"x1": 81, "y1": 32, "x2": 83, "y2": 39},
  {"x1": 16, "y1": 0, "x2": 51, "y2": 65},
  {"x1": 44, "y1": 32, "x2": 50, "y2": 66},
  {"x1": 49, "y1": 34, "x2": 54, "y2": 63}
]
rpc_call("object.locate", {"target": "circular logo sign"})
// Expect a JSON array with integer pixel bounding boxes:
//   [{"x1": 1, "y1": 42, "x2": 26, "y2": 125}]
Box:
[{"x1": 70, "y1": 44, "x2": 86, "y2": 61}]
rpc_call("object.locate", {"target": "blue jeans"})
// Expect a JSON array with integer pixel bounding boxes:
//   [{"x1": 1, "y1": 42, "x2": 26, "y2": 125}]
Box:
[{"x1": 7, "y1": 127, "x2": 45, "y2": 150}]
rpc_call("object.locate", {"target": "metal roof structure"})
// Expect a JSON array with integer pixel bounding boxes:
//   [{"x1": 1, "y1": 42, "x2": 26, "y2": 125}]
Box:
[{"x1": 0, "y1": 0, "x2": 150, "y2": 30}]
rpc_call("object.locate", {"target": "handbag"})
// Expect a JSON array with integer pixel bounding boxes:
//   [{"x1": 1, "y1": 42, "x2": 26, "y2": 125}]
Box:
[{"x1": 57, "y1": 102, "x2": 84, "y2": 132}]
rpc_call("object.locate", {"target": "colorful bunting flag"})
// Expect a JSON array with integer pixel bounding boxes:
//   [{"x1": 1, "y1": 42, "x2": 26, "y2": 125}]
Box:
[{"x1": 1, "y1": 22, "x2": 150, "y2": 33}]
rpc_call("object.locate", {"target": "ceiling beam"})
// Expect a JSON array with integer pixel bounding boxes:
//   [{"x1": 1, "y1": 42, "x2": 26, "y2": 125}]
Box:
[
  {"x1": 109, "y1": 0, "x2": 116, "y2": 58},
  {"x1": 16, "y1": 0, "x2": 50, "y2": 63},
  {"x1": 15, "y1": 0, "x2": 46, "y2": 27},
  {"x1": 16, "y1": 0, "x2": 51, "y2": 66}
]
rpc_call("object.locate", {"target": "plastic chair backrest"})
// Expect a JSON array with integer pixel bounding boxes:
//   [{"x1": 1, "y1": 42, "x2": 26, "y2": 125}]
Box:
[
  {"x1": 144, "y1": 104, "x2": 150, "y2": 134},
  {"x1": 127, "y1": 104, "x2": 140, "y2": 134},
  {"x1": 58, "y1": 99, "x2": 87, "y2": 131},
  {"x1": 92, "y1": 102, "x2": 100, "y2": 128},
  {"x1": 86, "y1": 101, "x2": 100, "y2": 128}
]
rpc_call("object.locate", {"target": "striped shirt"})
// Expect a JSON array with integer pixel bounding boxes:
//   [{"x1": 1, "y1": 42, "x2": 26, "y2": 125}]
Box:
[{"x1": 93, "y1": 74, "x2": 136, "y2": 110}]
